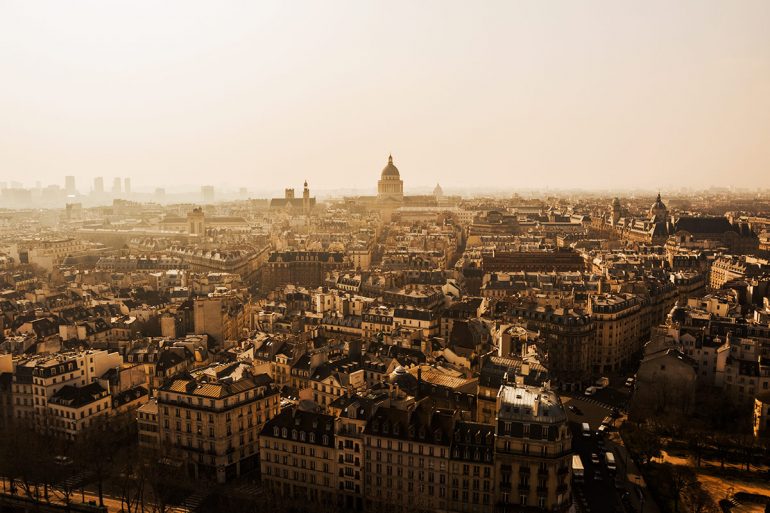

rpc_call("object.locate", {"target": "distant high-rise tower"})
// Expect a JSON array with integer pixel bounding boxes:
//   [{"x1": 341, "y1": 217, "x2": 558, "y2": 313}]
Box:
[
  {"x1": 201, "y1": 185, "x2": 215, "y2": 202},
  {"x1": 112, "y1": 178, "x2": 122, "y2": 194},
  {"x1": 94, "y1": 177, "x2": 104, "y2": 194},
  {"x1": 155, "y1": 187, "x2": 165, "y2": 200},
  {"x1": 65, "y1": 176, "x2": 76, "y2": 195},
  {"x1": 124, "y1": 178, "x2": 131, "y2": 195}
]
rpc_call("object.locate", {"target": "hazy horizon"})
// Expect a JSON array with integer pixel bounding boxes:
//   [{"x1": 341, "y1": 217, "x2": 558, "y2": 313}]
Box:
[{"x1": 1, "y1": 0, "x2": 769, "y2": 191}]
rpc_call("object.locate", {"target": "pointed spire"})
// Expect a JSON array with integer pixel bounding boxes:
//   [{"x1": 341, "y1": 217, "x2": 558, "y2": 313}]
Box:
[{"x1": 388, "y1": 154, "x2": 393, "y2": 164}]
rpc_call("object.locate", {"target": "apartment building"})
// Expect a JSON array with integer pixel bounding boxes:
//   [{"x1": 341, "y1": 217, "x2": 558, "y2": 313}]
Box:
[
  {"x1": 588, "y1": 293, "x2": 643, "y2": 373},
  {"x1": 508, "y1": 303, "x2": 596, "y2": 389},
  {"x1": 156, "y1": 362, "x2": 280, "y2": 483},
  {"x1": 47, "y1": 382, "x2": 112, "y2": 439},
  {"x1": 10, "y1": 350, "x2": 121, "y2": 428},
  {"x1": 710, "y1": 255, "x2": 770, "y2": 290},
  {"x1": 137, "y1": 399, "x2": 159, "y2": 448},
  {"x1": 448, "y1": 421, "x2": 496, "y2": 513},
  {"x1": 494, "y1": 383, "x2": 572, "y2": 511},
  {"x1": 329, "y1": 394, "x2": 382, "y2": 510},
  {"x1": 363, "y1": 403, "x2": 454, "y2": 512},
  {"x1": 260, "y1": 407, "x2": 340, "y2": 507}
]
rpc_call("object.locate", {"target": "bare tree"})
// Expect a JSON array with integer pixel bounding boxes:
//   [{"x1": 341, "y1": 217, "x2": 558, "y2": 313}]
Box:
[
  {"x1": 669, "y1": 465, "x2": 696, "y2": 513},
  {"x1": 684, "y1": 428, "x2": 707, "y2": 468},
  {"x1": 74, "y1": 411, "x2": 134, "y2": 507},
  {"x1": 681, "y1": 484, "x2": 718, "y2": 513}
]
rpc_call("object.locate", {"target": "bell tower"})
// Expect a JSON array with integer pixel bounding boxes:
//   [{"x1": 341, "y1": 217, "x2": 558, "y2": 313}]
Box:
[{"x1": 303, "y1": 180, "x2": 310, "y2": 214}]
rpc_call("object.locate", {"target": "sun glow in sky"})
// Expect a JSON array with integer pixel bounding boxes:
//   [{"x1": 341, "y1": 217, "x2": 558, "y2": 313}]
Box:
[{"x1": 1, "y1": 0, "x2": 769, "y2": 192}]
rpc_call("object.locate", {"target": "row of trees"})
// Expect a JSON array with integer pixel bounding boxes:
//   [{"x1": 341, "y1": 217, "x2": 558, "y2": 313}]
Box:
[{"x1": 0, "y1": 412, "x2": 194, "y2": 513}]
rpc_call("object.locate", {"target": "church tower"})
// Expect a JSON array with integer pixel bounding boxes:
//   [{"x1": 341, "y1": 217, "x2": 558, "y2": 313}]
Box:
[
  {"x1": 187, "y1": 207, "x2": 205, "y2": 236},
  {"x1": 611, "y1": 197, "x2": 621, "y2": 226},
  {"x1": 303, "y1": 180, "x2": 310, "y2": 215}
]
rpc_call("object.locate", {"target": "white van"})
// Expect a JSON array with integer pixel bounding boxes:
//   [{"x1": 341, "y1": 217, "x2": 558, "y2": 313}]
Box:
[
  {"x1": 605, "y1": 451, "x2": 616, "y2": 473},
  {"x1": 572, "y1": 454, "x2": 585, "y2": 483}
]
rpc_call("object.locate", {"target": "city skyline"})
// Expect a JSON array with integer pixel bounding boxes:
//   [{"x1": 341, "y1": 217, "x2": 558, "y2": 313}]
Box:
[
  {"x1": 2, "y1": 0, "x2": 770, "y2": 190},
  {"x1": 2, "y1": 3, "x2": 770, "y2": 513}
]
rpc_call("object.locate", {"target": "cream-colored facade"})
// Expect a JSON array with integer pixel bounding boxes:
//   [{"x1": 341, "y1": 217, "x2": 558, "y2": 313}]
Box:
[
  {"x1": 494, "y1": 383, "x2": 572, "y2": 511},
  {"x1": 157, "y1": 362, "x2": 279, "y2": 483},
  {"x1": 589, "y1": 293, "x2": 643, "y2": 373},
  {"x1": 260, "y1": 408, "x2": 341, "y2": 506}
]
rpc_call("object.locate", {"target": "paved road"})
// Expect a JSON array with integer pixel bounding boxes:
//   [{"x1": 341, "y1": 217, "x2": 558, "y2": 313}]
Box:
[{"x1": 564, "y1": 392, "x2": 661, "y2": 513}]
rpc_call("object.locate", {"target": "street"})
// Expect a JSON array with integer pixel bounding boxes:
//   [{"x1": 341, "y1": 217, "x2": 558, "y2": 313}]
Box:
[{"x1": 562, "y1": 385, "x2": 658, "y2": 513}]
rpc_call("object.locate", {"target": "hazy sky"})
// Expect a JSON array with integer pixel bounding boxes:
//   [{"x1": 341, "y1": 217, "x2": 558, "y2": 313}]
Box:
[{"x1": 1, "y1": 0, "x2": 769, "y2": 192}]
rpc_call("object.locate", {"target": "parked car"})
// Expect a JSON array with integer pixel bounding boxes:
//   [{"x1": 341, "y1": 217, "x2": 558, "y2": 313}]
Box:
[
  {"x1": 625, "y1": 377, "x2": 635, "y2": 387},
  {"x1": 591, "y1": 453, "x2": 601, "y2": 465},
  {"x1": 584, "y1": 386, "x2": 598, "y2": 396},
  {"x1": 621, "y1": 491, "x2": 635, "y2": 512},
  {"x1": 568, "y1": 404, "x2": 583, "y2": 415}
]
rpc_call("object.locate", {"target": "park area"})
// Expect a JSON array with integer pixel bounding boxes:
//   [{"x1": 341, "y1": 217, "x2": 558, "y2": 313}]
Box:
[{"x1": 621, "y1": 421, "x2": 770, "y2": 513}]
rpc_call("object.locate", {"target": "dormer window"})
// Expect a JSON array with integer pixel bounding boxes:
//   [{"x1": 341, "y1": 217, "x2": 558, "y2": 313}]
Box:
[
  {"x1": 273, "y1": 426, "x2": 279, "y2": 437},
  {"x1": 309, "y1": 433, "x2": 315, "y2": 443}
]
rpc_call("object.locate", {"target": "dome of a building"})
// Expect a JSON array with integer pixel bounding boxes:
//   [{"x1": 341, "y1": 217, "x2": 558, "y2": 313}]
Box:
[
  {"x1": 650, "y1": 192, "x2": 666, "y2": 212},
  {"x1": 433, "y1": 183, "x2": 444, "y2": 196},
  {"x1": 381, "y1": 155, "x2": 400, "y2": 178},
  {"x1": 649, "y1": 192, "x2": 667, "y2": 221},
  {"x1": 388, "y1": 365, "x2": 417, "y2": 390}
]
